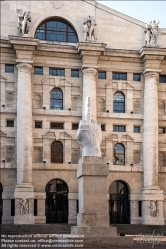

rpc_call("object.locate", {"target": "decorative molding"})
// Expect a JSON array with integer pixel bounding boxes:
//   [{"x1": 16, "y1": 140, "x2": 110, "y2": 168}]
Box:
[
  {"x1": 0, "y1": 130, "x2": 7, "y2": 137},
  {"x1": 41, "y1": 76, "x2": 72, "y2": 87},
  {"x1": 105, "y1": 80, "x2": 134, "y2": 90},
  {"x1": 42, "y1": 131, "x2": 72, "y2": 140},
  {"x1": 106, "y1": 133, "x2": 134, "y2": 142},
  {"x1": 0, "y1": 75, "x2": 7, "y2": 82},
  {"x1": 16, "y1": 63, "x2": 32, "y2": 72}
]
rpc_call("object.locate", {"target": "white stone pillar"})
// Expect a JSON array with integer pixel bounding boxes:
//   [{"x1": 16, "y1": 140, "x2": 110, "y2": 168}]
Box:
[
  {"x1": 16, "y1": 63, "x2": 33, "y2": 187},
  {"x1": 82, "y1": 68, "x2": 97, "y2": 120},
  {"x1": 68, "y1": 193, "x2": 78, "y2": 224},
  {"x1": 143, "y1": 71, "x2": 159, "y2": 189}
]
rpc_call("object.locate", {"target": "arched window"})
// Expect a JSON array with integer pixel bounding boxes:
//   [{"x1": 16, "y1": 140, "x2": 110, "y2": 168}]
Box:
[
  {"x1": 45, "y1": 179, "x2": 68, "y2": 223},
  {"x1": 113, "y1": 143, "x2": 125, "y2": 165},
  {"x1": 113, "y1": 92, "x2": 125, "y2": 113},
  {"x1": 51, "y1": 141, "x2": 63, "y2": 163},
  {"x1": 50, "y1": 88, "x2": 63, "y2": 110},
  {"x1": 35, "y1": 19, "x2": 78, "y2": 43}
]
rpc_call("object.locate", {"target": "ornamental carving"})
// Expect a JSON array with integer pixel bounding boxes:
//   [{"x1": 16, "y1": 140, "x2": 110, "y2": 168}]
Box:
[
  {"x1": 83, "y1": 16, "x2": 97, "y2": 42},
  {"x1": 16, "y1": 63, "x2": 32, "y2": 73},
  {"x1": 16, "y1": 9, "x2": 31, "y2": 36},
  {"x1": 20, "y1": 198, "x2": 29, "y2": 215},
  {"x1": 144, "y1": 20, "x2": 159, "y2": 47},
  {"x1": 150, "y1": 200, "x2": 158, "y2": 217}
]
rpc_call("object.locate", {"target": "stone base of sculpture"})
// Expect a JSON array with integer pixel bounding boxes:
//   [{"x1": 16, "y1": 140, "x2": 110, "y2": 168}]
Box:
[
  {"x1": 71, "y1": 156, "x2": 133, "y2": 247},
  {"x1": 23, "y1": 34, "x2": 29, "y2": 38},
  {"x1": 14, "y1": 185, "x2": 35, "y2": 224},
  {"x1": 14, "y1": 216, "x2": 35, "y2": 225},
  {"x1": 142, "y1": 189, "x2": 164, "y2": 225}
]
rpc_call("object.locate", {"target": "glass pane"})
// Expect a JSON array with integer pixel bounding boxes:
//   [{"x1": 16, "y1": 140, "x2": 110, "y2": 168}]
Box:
[
  {"x1": 71, "y1": 70, "x2": 79, "y2": 78},
  {"x1": 98, "y1": 71, "x2": 106, "y2": 79},
  {"x1": 133, "y1": 74, "x2": 141, "y2": 81},
  {"x1": 159, "y1": 75, "x2": 166, "y2": 83},
  {"x1": 35, "y1": 19, "x2": 78, "y2": 43},
  {"x1": 113, "y1": 73, "x2": 127, "y2": 80},
  {"x1": 113, "y1": 144, "x2": 125, "y2": 165},
  {"x1": 5, "y1": 65, "x2": 14, "y2": 73},
  {"x1": 34, "y1": 67, "x2": 43, "y2": 75}
]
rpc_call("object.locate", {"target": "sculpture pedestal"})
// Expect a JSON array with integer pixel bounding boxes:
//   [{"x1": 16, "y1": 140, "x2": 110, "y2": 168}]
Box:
[
  {"x1": 142, "y1": 188, "x2": 164, "y2": 225},
  {"x1": 71, "y1": 157, "x2": 133, "y2": 247},
  {"x1": 14, "y1": 185, "x2": 35, "y2": 224}
]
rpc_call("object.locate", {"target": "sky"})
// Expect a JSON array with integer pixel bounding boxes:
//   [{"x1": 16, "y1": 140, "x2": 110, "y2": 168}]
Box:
[{"x1": 96, "y1": 1, "x2": 166, "y2": 28}]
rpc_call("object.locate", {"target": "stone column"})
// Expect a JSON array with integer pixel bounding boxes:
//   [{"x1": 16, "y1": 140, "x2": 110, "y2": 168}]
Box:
[
  {"x1": 143, "y1": 71, "x2": 159, "y2": 189},
  {"x1": 82, "y1": 68, "x2": 97, "y2": 120},
  {"x1": 142, "y1": 69, "x2": 164, "y2": 225},
  {"x1": 68, "y1": 193, "x2": 78, "y2": 224},
  {"x1": 16, "y1": 63, "x2": 33, "y2": 187},
  {"x1": 14, "y1": 63, "x2": 35, "y2": 224}
]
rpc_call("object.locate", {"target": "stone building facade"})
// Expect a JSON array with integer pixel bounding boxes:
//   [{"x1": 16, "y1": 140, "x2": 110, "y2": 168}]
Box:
[{"x1": 0, "y1": 0, "x2": 166, "y2": 225}]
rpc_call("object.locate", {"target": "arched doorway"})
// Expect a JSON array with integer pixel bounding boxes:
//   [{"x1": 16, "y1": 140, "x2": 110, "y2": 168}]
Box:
[
  {"x1": 0, "y1": 183, "x2": 3, "y2": 224},
  {"x1": 109, "y1": 181, "x2": 130, "y2": 224},
  {"x1": 45, "y1": 179, "x2": 68, "y2": 223}
]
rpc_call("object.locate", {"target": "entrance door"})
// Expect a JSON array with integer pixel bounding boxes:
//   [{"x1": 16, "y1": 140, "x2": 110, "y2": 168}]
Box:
[
  {"x1": 0, "y1": 183, "x2": 3, "y2": 224},
  {"x1": 45, "y1": 179, "x2": 68, "y2": 223},
  {"x1": 109, "y1": 181, "x2": 130, "y2": 224}
]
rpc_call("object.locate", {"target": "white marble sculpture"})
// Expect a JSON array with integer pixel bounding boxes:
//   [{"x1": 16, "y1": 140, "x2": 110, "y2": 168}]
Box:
[
  {"x1": 150, "y1": 200, "x2": 158, "y2": 217},
  {"x1": 16, "y1": 9, "x2": 31, "y2": 36},
  {"x1": 83, "y1": 16, "x2": 97, "y2": 42},
  {"x1": 20, "y1": 198, "x2": 29, "y2": 215},
  {"x1": 145, "y1": 20, "x2": 159, "y2": 47},
  {"x1": 76, "y1": 97, "x2": 102, "y2": 156}
]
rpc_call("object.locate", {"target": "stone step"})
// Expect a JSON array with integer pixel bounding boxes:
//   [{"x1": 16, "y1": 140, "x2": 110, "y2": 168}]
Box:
[
  {"x1": 112, "y1": 224, "x2": 166, "y2": 236},
  {"x1": 0, "y1": 224, "x2": 74, "y2": 234}
]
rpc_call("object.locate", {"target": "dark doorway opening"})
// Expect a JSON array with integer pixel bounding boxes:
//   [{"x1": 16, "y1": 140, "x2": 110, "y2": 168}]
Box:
[
  {"x1": 45, "y1": 179, "x2": 68, "y2": 223},
  {"x1": 0, "y1": 183, "x2": 3, "y2": 224},
  {"x1": 109, "y1": 181, "x2": 130, "y2": 224}
]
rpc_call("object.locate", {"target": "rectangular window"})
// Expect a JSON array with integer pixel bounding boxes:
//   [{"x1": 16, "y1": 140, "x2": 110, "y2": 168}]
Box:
[
  {"x1": 34, "y1": 67, "x2": 43, "y2": 75},
  {"x1": 159, "y1": 75, "x2": 166, "y2": 83},
  {"x1": 138, "y1": 201, "x2": 142, "y2": 217},
  {"x1": 11, "y1": 199, "x2": 15, "y2": 216},
  {"x1": 98, "y1": 71, "x2": 106, "y2": 80},
  {"x1": 7, "y1": 120, "x2": 14, "y2": 127},
  {"x1": 101, "y1": 124, "x2": 106, "y2": 131},
  {"x1": 134, "y1": 126, "x2": 140, "y2": 133},
  {"x1": 133, "y1": 73, "x2": 141, "y2": 81},
  {"x1": 72, "y1": 123, "x2": 79, "y2": 130},
  {"x1": 112, "y1": 72, "x2": 127, "y2": 80},
  {"x1": 35, "y1": 122, "x2": 42, "y2": 128},
  {"x1": 50, "y1": 123, "x2": 64, "y2": 129},
  {"x1": 71, "y1": 69, "x2": 79, "y2": 78},
  {"x1": 5, "y1": 64, "x2": 14, "y2": 73},
  {"x1": 34, "y1": 199, "x2": 37, "y2": 216},
  {"x1": 159, "y1": 127, "x2": 166, "y2": 134},
  {"x1": 49, "y1": 68, "x2": 65, "y2": 77},
  {"x1": 113, "y1": 125, "x2": 125, "y2": 132}
]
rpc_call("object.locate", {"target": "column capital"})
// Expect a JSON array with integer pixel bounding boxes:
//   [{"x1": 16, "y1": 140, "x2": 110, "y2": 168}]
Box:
[
  {"x1": 16, "y1": 63, "x2": 32, "y2": 72},
  {"x1": 82, "y1": 67, "x2": 98, "y2": 76},
  {"x1": 143, "y1": 69, "x2": 161, "y2": 80}
]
